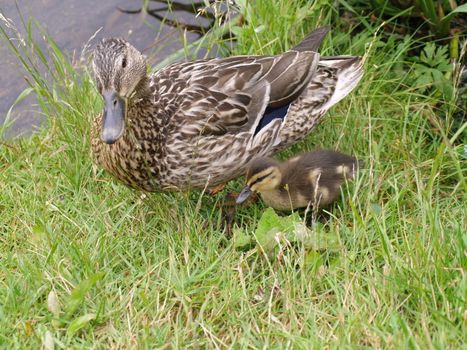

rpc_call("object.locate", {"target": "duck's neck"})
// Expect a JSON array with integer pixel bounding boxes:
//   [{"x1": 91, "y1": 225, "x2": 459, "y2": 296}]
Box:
[
  {"x1": 91, "y1": 76, "x2": 169, "y2": 191},
  {"x1": 125, "y1": 77, "x2": 167, "y2": 141},
  {"x1": 131, "y1": 77, "x2": 151, "y2": 103}
]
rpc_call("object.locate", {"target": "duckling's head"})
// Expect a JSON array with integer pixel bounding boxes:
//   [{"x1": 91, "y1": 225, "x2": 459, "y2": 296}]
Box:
[
  {"x1": 236, "y1": 157, "x2": 282, "y2": 204},
  {"x1": 93, "y1": 38, "x2": 147, "y2": 144}
]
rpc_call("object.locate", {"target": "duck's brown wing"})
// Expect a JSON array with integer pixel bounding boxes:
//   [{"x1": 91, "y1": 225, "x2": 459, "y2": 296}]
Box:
[
  {"x1": 151, "y1": 50, "x2": 320, "y2": 138},
  {"x1": 151, "y1": 26, "x2": 333, "y2": 138}
]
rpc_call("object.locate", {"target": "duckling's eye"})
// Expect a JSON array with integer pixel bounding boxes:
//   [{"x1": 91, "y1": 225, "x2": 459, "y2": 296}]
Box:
[{"x1": 122, "y1": 57, "x2": 127, "y2": 68}]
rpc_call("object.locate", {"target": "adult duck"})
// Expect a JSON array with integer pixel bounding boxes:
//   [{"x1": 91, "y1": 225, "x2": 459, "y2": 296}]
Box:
[{"x1": 91, "y1": 27, "x2": 363, "y2": 192}]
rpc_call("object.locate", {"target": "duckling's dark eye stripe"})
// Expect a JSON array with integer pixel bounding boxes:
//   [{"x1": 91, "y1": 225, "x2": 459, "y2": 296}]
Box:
[{"x1": 251, "y1": 171, "x2": 273, "y2": 185}]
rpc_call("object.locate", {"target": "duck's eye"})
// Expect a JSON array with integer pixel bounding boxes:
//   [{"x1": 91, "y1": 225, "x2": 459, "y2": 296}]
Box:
[{"x1": 122, "y1": 57, "x2": 127, "y2": 68}]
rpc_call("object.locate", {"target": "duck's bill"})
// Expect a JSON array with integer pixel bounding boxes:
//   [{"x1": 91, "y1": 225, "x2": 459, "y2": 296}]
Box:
[
  {"x1": 236, "y1": 186, "x2": 253, "y2": 204},
  {"x1": 101, "y1": 90, "x2": 126, "y2": 144}
]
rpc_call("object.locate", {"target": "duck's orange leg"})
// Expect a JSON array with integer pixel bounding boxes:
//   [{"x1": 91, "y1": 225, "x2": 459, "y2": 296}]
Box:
[{"x1": 208, "y1": 183, "x2": 226, "y2": 195}]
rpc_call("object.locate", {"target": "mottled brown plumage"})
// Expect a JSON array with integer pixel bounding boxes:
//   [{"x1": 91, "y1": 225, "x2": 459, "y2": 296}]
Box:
[
  {"x1": 91, "y1": 28, "x2": 363, "y2": 192},
  {"x1": 237, "y1": 150, "x2": 360, "y2": 210}
]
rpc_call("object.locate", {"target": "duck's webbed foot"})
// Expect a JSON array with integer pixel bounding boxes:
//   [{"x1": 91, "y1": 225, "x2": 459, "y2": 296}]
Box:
[{"x1": 208, "y1": 183, "x2": 226, "y2": 195}]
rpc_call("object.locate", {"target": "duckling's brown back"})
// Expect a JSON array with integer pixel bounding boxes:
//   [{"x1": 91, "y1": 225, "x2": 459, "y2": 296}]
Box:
[{"x1": 280, "y1": 150, "x2": 359, "y2": 208}]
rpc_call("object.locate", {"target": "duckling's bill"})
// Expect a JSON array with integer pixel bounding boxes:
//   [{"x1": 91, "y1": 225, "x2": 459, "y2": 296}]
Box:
[
  {"x1": 236, "y1": 186, "x2": 253, "y2": 204},
  {"x1": 101, "y1": 90, "x2": 126, "y2": 144}
]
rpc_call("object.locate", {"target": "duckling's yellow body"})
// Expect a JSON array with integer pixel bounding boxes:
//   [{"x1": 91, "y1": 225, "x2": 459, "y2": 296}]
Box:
[{"x1": 237, "y1": 150, "x2": 359, "y2": 211}]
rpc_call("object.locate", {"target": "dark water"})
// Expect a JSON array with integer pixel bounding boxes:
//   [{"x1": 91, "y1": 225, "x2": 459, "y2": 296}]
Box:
[{"x1": 0, "y1": 0, "x2": 208, "y2": 137}]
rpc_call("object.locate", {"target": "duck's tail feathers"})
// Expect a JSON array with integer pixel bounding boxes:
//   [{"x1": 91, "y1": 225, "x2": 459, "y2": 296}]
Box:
[
  {"x1": 318, "y1": 56, "x2": 364, "y2": 113},
  {"x1": 292, "y1": 26, "x2": 331, "y2": 52},
  {"x1": 271, "y1": 56, "x2": 363, "y2": 152}
]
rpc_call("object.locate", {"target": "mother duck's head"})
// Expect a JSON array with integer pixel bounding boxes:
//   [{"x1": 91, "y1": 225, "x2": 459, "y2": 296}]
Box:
[{"x1": 92, "y1": 38, "x2": 147, "y2": 144}]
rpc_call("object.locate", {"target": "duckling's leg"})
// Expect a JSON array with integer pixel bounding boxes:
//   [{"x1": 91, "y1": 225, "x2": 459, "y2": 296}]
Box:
[
  {"x1": 302, "y1": 205, "x2": 333, "y2": 227},
  {"x1": 222, "y1": 207, "x2": 236, "y2": 238},
  {"x1": 218, "y1": 192, "x2": 239, "y2": 238},
  {"x1": 217, "y1": 191, "x2": 259, "y2": 237},
  {"x1": 218, "y1": 192, "x2": 248, "y2": 236}
]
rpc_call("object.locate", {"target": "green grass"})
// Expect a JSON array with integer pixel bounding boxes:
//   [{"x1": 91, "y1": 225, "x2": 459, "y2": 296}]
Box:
[{"x1": 1, "y1": 0, "x2": 466, "y2": 348}]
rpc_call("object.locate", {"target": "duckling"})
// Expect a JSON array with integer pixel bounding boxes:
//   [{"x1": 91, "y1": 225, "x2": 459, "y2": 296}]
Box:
[{"x1": 236, "y1": 150, "x2": 359, "y2": 211}]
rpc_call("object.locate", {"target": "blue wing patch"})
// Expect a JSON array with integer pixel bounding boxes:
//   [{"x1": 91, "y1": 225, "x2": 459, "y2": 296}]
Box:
[{"x1": 254, "y1": 103, "x2": 290, "y2": 135}]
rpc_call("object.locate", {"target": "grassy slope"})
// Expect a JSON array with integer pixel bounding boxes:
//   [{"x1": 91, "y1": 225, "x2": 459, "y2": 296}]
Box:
[{"x1": 1, "y1": 0, "x2": 466, "y2": 348}]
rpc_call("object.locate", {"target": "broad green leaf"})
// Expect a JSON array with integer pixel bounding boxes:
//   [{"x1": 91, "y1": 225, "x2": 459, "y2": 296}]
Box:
[
  {"x1": 254, "y1": 208, "x2": 283, "y2": 244},
  {"x1": 441, "y1": 3, "x2": 467, "y2": 23},
  {"x1": 233, "y1": 227, "x2": 252, "y2": 249},
  {"x1": 254, "y1": 209, "x2": 302, "y2": 253},
  {"x1": 431, "y1": 69, "x2": 444, "y2": 84},
  {"x1": 256, "y1": 227, "x2": 284, "y2": 253},
  {"x1": 65, "y1": 272, "x2": 104, "y2": 317},
  {"x1": 253, "y1": 209, "x2": 340, "y2": 254},
  {"x1": 67, "y1": 313, "x2": 96, "y2": 338},
  {"x1": 294, "y1": 222, "x2": 341, "y2": 251}
]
